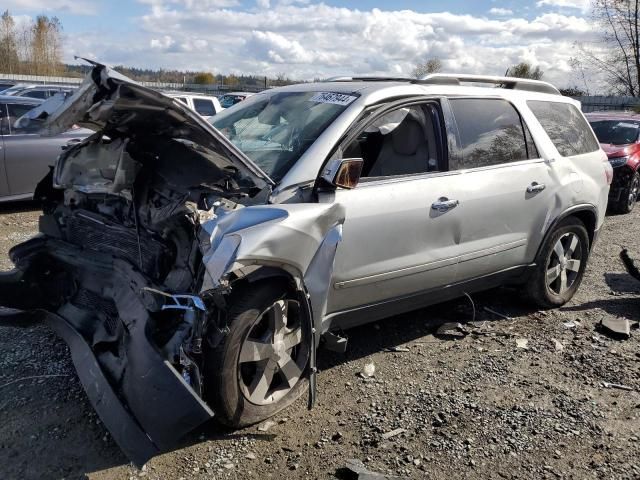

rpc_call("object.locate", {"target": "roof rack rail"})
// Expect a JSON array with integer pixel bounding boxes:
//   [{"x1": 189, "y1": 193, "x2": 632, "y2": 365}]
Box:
[
  {"x1": 418, "y1": 74, "x2": 561, "y2": 95},
  {"x1": 326, "y1": 76, "x2": 412, "y2": 82}
]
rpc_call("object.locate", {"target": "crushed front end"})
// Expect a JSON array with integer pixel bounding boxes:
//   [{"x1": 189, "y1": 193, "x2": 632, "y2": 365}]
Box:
[
  {"x1": 0, "y1": 172, "x2": 226, "y2": 465},
  {"x1": 0, "y1": 62, "x2": 270, "y2": 465},
  {"x1": 0, "y1": 62, "x2": 345, "y2": 466}
]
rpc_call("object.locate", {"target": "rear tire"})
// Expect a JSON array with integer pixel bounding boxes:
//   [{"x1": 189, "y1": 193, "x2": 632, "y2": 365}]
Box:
[
  {"x1": 614, "y1": 171, "x2": 639, "y2": 214},
  {"x1": 526, "y1": 217, "x2": 589, "y2": 308},
  {"x1": 204, "y1": 280, "x2": 310, "y2": 428}
]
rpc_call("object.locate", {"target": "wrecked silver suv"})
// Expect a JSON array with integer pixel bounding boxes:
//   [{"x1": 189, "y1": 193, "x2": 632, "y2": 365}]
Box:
[{"x1": 0, "y1": 64, "x2": 610, "y2": 465}]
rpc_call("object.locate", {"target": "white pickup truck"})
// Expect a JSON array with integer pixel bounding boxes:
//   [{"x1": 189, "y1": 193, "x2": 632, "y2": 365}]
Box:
[{"x1": 164, "y1": 92, "x2": 224, "y2": 120}]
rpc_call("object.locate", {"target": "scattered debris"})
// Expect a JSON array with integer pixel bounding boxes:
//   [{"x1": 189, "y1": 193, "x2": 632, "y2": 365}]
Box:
[
  {"x1": 324, "y1": 331, "x2": 348, "y2": 353},
  {"x1": 602, "y1": 382, "x2": 634, "y2": 391},
  {"x1": 257, "y1": 420, "x2": 276, "y2": 432},
  {"x1": 341, "y1": 459, "x2": 406, "y2": 479},
  {"x1": 361, "y1": 362, "x2": 376, "y2": 378},
  {"x1": 620, "y1": 248, "x2": 640, "y2": 281},
  {"x1": 245, "y1": 452, "x2": 257, "y2": 460},
  {"x1": 599, "y1": 317, "x2": 631, "y2": 339},
  {"x1": 384, "y1": 346, "x2": 410, "y2": 353},
  {"x1": 552, "y1": 339, "x2": 564, "y2": 351},
  {"x1": 381, "y1": 428, "x2": 405, "y2": 440},
  {"x1": 483, "y1": 307, "x2": 512, "y2": 321},
  {"x1": 515, "y1": 338, "x2": 529, "y2": 349},
  {"x1": 435, "y1": 322, "x2": 468, "y2": 339}
]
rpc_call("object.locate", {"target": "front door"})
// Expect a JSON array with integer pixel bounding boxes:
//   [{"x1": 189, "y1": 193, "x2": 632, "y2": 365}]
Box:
[{"x1": 322, "y1": 102, "x2": 462, "y2": 315}]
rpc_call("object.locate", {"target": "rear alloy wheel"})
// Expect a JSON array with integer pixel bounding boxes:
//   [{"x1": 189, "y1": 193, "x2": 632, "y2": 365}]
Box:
[
  {"x1": 545, "y1": 232, "x2": 582, "y2": 296},
  {"x1": 527, "y1": 217, "x2": 589, "y2": 308},
  {"x1": 204, "y1": 281, "x2": 310, "y2": 427}
]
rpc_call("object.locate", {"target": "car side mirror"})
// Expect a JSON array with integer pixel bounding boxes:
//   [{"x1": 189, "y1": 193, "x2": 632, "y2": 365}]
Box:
[{"x1": 321, "y1": 158, "x2": 364, "y2": 189}]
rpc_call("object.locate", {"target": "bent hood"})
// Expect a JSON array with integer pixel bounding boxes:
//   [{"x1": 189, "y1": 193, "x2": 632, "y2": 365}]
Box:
[{"x1": 25, "y1": 59, "x2": 273, "y2": 194}]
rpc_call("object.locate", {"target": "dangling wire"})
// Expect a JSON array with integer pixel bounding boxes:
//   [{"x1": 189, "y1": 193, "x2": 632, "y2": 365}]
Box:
[
  {"x1": 463, "y1": 291, "x2": 476, "y2": 323},
  {"x1": 131, "y1": 185, "x2": 144, "y2": 271}
]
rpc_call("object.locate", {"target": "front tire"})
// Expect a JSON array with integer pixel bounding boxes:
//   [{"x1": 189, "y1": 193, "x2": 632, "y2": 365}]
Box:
[
  {"x1": 204, "y1": 281, "x2": 310, "y2": 428},
  {"x1": 614, "y1": 171, "x2": 639, "y2": 214},
  {"x1": 527, "y1": 217, "x2": 589, "y2": 308}
]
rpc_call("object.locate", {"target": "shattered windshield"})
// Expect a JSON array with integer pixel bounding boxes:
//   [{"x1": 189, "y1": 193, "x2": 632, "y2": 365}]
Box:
[
  {"x1": 590, "y1": 119, "x2": 640, "y2": 145},
  {"x1": 209, "y1": 91, "x2": 357, "y2": 181}
]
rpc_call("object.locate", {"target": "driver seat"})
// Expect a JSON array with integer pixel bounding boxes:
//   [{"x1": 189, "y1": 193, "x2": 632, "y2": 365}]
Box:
[{"x1": 368, "y1": 116, "x2": 429, "y2": 177}]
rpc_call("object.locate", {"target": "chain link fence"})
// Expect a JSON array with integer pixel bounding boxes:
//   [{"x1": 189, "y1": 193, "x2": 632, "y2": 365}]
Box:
[
  {"x1": 0, "y1": 73, "x2": 267, "y2": 95},
  {"x1": 574, "y1": 96, "x2": 640, "y2": 113}
]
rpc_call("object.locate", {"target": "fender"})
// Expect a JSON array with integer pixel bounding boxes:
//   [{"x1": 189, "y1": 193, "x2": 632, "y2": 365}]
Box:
[
  {"x1": 198, "y1": 202, "x2": 345, "y2": 408},
  {"x1": 535, "y1": 203, "x2": 598, "y2": 261}
]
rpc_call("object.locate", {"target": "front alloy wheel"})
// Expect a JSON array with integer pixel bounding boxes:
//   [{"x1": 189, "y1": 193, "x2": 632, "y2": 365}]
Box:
[
  {"x1": 238, "y1": 299, "x2": 308, "y2": 405},
  {"x1": 204, "y1": 280, "x2": 310, "y2": 427}
]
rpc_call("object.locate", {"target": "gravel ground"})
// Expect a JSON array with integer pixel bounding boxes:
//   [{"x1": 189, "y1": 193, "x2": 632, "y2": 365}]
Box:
[{"x1": 1, "y1": 202, "x2": 639, "y2": 480}]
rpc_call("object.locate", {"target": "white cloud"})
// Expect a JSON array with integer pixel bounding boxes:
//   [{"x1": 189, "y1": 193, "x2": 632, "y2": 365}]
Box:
[
  {"x1": 256, "y1": 0, "x2": 270, "y2": 8},
  {"x1": 536, "y1": 0, "x2": 590, "y2": 11},
  {"x1": 60, "y1": 1, "x2": 601, "y2": 89},
  {"x1": 3, "y1": 0, "x2": 95, "y2": 15},
  {"x1": 489, "y1": 7, "x2": 513, "y2": 16}
]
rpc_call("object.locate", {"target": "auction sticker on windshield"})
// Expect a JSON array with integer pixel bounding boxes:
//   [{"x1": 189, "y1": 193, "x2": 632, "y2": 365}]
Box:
[{"x1": 309, "y1": 92, "x2": 357, "y2": 106}]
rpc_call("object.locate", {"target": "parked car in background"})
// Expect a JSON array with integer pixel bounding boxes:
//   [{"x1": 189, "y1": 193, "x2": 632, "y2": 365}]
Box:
[
  {"x1": 587, "y1": 112, "x2": 640, "y2": 213},
  {"x1": 219, "y1": 91, "x2": 254, "y2": 108},
  {"x1": 0, "y1": 63, "x2": 610, "y2": 465},
  {"x1": 2, "y1": 83, "x2": 78, "y2": 99},
  {"x1": 0, "y1": 95, "x2": 89, "y2": 202},
  {"x1": 164, "y1": 92, "x2": 224, "y2": 120},
  {"x1": 0, "y1": 81, "x2": 16, "y2": 93}
]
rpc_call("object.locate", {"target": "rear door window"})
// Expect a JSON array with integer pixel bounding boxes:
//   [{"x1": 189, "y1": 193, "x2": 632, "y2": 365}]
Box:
[
  {"x1": 449, "y1": 98, "x2": 538, "y2": 170},
  {"x1": 0, "y1": 104, "x2": 9, "y2": 135},
  {"x1": 6, "y1": 103, "x2": 39, "y2": 134},
  {"x1": 193, "y1": 98, "x2": 216, "y2": 116},
  {"x1": 527, "y1": 100, "x2": 600, "y2": 156}
]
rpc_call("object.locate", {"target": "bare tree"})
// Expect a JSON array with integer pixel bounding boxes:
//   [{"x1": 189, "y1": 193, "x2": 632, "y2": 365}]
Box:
[
  {"x1": 411, "y1": 58, "x2": 442, "y2": 79},
  {"x1": 579, "y1": 0, "x2": 640, "y2": 96},
  {"x1": 505, "y1": 62, "x2": 544, "y2": 80},
  {"x1": 30, "y1": 16, "x2": 63, "y2": 76},
  {"x1": 0, "y1": 10, "x2": 19, "y2": 74}
]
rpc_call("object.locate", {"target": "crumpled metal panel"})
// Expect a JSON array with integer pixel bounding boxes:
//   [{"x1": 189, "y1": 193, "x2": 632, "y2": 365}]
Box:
[{"x1": 200, "y1": 202, "x2": 346, "y2": 327}]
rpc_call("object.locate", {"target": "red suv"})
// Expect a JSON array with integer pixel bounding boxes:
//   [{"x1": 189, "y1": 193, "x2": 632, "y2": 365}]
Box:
[{"x1": 587, "y1": 112, "x2": 640, "y2": 213}]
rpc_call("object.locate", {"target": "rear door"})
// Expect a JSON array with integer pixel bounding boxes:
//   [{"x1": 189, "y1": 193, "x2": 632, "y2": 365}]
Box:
[
  {"x1": 0, "y1": 103, "x2": 10, "y2": 197},
  {"x1": 441, "y1": 97, "x2": 555, "y2": 282},
  {"x1": 2, "y1": 102, "x2": 83, "y2": 196}
]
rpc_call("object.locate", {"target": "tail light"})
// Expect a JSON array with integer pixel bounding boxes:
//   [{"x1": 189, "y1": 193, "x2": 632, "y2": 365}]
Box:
[{"x1": 603, "y1": 158, "x2": 614, "y2": 185}]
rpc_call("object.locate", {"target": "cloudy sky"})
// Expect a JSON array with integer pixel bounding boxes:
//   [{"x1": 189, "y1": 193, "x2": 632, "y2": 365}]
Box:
[{"x1": 5, "y1": 0, "x2": 598, "y2": 88}]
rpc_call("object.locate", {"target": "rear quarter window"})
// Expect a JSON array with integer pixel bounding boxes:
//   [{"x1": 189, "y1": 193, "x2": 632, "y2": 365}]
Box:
[
  {"x1": 527, "y1": 101, "x2": 600, "y2": 157},
  {"x1": 193, "y1": 98, "x2": 216, "y2": 116}
]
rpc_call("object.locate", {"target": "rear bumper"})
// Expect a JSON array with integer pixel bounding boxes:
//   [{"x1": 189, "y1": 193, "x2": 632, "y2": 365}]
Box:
[{"x1": 0, "y1": 237, "x2": 214, "y2": 466}]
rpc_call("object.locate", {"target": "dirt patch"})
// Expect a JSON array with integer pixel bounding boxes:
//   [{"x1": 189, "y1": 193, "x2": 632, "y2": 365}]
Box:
[{"x1": 1, "y1": 202, "x2": 639, "y2": 480}]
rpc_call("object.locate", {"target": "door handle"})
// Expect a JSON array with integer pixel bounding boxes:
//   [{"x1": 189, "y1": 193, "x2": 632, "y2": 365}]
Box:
[
  {"x1": 61, "y1": 138, "x2": 82, "y2": 151},
  {"x1": 431, "y1": 197, "x2": 459, "y2": 212},
  {"x1": 527, "y1": 182, "x2": 546, "y2": 193}
]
